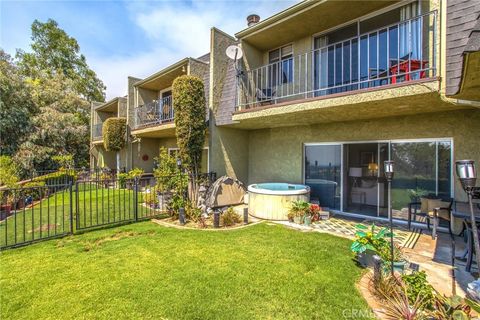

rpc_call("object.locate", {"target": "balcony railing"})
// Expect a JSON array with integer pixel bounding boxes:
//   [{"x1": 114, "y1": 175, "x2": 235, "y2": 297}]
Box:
[
  {"x1": 92, "y1": 123, "x2": 103, "y2": 141},
  {"x1": 237, "y1": 11, "x2": 437, "y2": 110},
  {"x1": 135, "y1": 96, "x2": 174, "y2": 129}
]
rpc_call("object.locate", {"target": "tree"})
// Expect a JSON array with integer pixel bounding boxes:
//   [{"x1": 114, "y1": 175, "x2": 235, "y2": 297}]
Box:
[
  {"x1": 12, "y1": 73, "x2": 90, "y2": 175},
  {"x1": 16, "y1": 19, "x2": 105, "y2": 102},
  {"x1": 102, "y1": 117, "x2": 127, "y2": 172},
  {"x1": 0, "y1": 51, "x2": 37, "y2": 156},
  {"x1": 173, "y1": 75, "x2": 207, "y2": 203}
]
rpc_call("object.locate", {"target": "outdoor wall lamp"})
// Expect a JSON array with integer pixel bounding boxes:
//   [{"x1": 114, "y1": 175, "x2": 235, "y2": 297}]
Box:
[
  {"x1": 176, "y1": 158, "x2": 182, "y2": 169},
  {"x1": 384, "y1": 160, "x2": 395, "y2": 276},
  {"x1": 456, "y1": 160, "x2": 480, "y2": 273}
]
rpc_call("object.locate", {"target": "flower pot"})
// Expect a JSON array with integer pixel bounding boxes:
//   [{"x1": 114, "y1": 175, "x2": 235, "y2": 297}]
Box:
[
  {"x1": 319, "y1": 211, "x2": 330, "y2": 220},
  {"x1": 382, "y1": 260, "x2": 408, "y2": 275},
  {"x1": 293, "y1": 216, "x2": 302, "y2": 224},
  {"x1": 357, "y1": 249, "x2": 377, "y2": 268},
  {"x1": 304, "y1": 216, "x2": 312, "y2": 226}
]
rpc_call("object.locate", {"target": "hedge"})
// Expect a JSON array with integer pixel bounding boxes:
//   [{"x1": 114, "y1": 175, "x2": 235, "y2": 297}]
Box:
[{"x1": 103, "y1": 117, "x2": 127, "y2": 151}]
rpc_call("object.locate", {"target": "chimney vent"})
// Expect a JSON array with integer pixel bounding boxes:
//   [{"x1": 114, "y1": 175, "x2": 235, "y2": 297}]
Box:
[{"x1": 247, "y1": 14, "x2": 260, "y2": 27}]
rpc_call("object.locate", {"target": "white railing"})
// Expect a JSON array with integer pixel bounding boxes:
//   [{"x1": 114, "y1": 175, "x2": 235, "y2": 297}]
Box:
[
  {"x1": 135, "y1": 96, "x2": 174, "y2": 129},
  {"x1": 237, "y1": 11, "x2": 437, "y2": 110}
]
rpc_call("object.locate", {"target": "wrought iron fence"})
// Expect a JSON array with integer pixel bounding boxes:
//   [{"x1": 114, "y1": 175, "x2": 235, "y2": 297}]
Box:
[
  {"x1": 135, "y1": 96, "x2": 174, "y2": 129},
  {"x1": 237, "y1": 11, "x2": 437, "y2": 109},
  {"x1": 1, "y1": 171, "x2": 217, "y2": 249}
]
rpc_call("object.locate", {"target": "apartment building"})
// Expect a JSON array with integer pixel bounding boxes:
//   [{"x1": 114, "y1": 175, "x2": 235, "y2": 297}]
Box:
[{"x1": 91, "y1": 0, "x2": 480, "y2": 223}]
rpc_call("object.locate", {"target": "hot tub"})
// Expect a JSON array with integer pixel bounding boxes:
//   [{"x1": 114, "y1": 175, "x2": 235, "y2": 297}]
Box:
[{"x1": 247, "y1": 183, "x2": 310, "y2": 220}]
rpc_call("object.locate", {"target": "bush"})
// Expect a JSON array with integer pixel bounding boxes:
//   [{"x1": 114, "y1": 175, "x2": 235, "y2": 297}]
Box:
[
  {"x1": 144, "y1": 191, "x2": 158, "y2": 208},
  {"x1": 127, "y1": 168, "x2": 144, "y2": 179},
  {"x1": 221, "y1": 207, "x2": 241, "y2": 227},
  {"x1": 402, "y1": 271, "x2": 435, "y2": 309},
  {"x1": 117, "y1": 173, "x2": 128, "y2": 188},
  {"x1": 185, "y1": 203, "x2": 202, "y2": 222},
  {"x1": 102, "y1": 117, "x2": 126, "y2": 151},
  {"x1": 0, "y1": 156, "x2": 19, "y2": 187},
  {"x1": 20, "y1": 180, "x2": 46, "y2": 201},
  {"x1": 33, "y1": 170, "x2": 77, "y2": 186}
]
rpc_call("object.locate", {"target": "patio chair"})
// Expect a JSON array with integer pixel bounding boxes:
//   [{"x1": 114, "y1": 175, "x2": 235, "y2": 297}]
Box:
[
  {"x1": 408, "y1": 195, "x2": 453, "y2": 235},
  {"x1": 255, "y1": 88, "x2": 276, "y2": 105}
]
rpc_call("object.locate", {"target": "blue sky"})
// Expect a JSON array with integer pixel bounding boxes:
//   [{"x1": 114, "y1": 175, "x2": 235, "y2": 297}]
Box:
[{"x1": 1, "y1": 0, "x2": 297, "y2": 100}]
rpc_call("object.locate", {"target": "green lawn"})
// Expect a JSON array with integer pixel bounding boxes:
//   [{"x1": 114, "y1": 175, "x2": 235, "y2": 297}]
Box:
[
  {"x1": 0, "y1": 185, "x2": 161, "y2": 248},
  {"x1": 0, "y1": 222, "x2": 373, "y2": 319}
]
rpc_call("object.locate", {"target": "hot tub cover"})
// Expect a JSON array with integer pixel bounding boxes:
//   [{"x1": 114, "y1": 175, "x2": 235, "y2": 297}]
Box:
[{"x1": 205, "y1": 176, "x2": 246, "y2": 208}]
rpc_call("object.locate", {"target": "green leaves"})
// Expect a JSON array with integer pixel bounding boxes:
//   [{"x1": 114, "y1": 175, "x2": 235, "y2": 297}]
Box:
[
  {"x1": 172, "y1": 75, "x2": 207, "y2": 176},
  {"x1": 102, "y1": 118, "x2": 126, "y2": 152}
]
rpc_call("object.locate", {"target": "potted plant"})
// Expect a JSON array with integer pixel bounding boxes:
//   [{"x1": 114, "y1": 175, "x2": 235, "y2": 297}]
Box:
[
  {"x1": 309, "y1": 204, "x2": 321, "y2": 222},
  {"x1": 377, "y1": 242, "x2": 408, "y2": 274},
  {"x1": 289, "y1": 200, "x2": 309, "y2": 224},
  {"x1": 351, "y1": 223, "x2": 391, "y2": 268}
]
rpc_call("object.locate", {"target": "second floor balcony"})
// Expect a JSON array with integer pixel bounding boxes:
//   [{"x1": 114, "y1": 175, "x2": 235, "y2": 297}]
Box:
[
  {"x1": 134, "y1": 95, "x2": 174, "y2": 129},
  {"x1": 236, "y1": 11, "x2": 438, "y2": 110}
]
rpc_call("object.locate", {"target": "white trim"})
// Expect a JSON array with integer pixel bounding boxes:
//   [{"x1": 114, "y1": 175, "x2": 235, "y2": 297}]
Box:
[
  {"x1": 302, "y1": 137, "x2": 454, "y2": 220},
  {"x1": 158, "y1": 87, "x2": 172, "y2": 100}
]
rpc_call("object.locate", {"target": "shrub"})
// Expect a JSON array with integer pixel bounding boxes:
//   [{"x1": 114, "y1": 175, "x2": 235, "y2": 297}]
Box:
[
  {"x1": 52, "y1": 154, "x2": 74, "y2": 169},
  {"x1": 221, "y1": 207, "x2": 241, "y2": 227},
  {"x1": 143, "y1": 191, "x2": 158, "y2": 208},
  {"x1": 153, "y1": 147, "x2": 186, "y2": 193},
  {"x1": 20, "y1": 180, "x2": 46, "y2": 201},
  {"x1": 185, "y1": 203, "x2": 202, "y2": 222},
  {"x1": 288, "y1": 200, "x2": 309, "y2": 219},
  {"x1": 402, "y1": 271, "x2": 435, "y2": 310},
  {"x1": 102, "y1": 117, "x2": 126, "y2": 151},
  {"x1": 33, "y1": 170, "x2": 77, "y2": 186},
  {"x1": 0, "y1": 156, "x2": 19, "y2": 187},
  {"x1": 173, "y1": 75, "x2": 207, "y2": 204},
  {"x1": 117, "y1": 173, "x2": 128, "y2": 188},
  {"x1": 127, "y1": 168, "x2": 144, "y2": 179}
]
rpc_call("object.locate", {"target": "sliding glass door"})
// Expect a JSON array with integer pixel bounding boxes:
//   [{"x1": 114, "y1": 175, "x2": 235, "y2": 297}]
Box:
[
  {"x1": 304, "y1": 144, "x2": 341, "y2": 210},
  {"x1": 303, "y1": 139, "x2": 452, "y2": 222},
  {"x1": 390, "y1": 140, "x2": 452, "y2": 220}
]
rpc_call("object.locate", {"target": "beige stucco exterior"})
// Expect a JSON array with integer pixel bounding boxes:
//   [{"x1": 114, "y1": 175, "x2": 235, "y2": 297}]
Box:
[{"x1": 88, "y1": 0, "x2": 479, "y2": 218}]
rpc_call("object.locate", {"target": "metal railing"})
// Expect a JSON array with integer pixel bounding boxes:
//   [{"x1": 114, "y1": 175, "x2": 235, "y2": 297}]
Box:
[
  {"x1": 92, "y1": 123, "x2": 103, "y2": 140},
  {"x1": 1, "y1": 171, "x2": 217, "y2": 249},
  {"x1": 135, "y1": 96, "x2": 174, "y2": 129},
  {"x1": 237, "y1": 11, "x2": 437, "y2": 110}
]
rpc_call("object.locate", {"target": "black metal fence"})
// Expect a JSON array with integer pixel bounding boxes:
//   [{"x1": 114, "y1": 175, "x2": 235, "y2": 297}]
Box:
[{"x1": 0, "y1": 172, "x2": 216, "y2": 250}]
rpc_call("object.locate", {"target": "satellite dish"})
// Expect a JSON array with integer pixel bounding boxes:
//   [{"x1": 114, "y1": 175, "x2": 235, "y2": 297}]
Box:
[{"x1": 226, "y1": 45, "x2": 243, "y2": 61}]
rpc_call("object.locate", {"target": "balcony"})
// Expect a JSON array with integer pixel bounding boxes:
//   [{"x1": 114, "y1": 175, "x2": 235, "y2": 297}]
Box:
[
  {"x1": 92, "y1": 123, "x2": 103, "y2": 141},
  {"x1": 134, "y1": 96, "x2": 174, "y2": 129},
  {"x1": 237, "y1": 11, "x2": 438, "y2": 110}
]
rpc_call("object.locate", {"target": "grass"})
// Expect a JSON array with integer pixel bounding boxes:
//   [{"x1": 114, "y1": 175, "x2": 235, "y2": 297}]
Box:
[
  {"x1": 0, "y1": 184, "x2": 161, "y2": 248},
  {"x1": 0, "y1": 222, "x2": 373, "y2": 319}
]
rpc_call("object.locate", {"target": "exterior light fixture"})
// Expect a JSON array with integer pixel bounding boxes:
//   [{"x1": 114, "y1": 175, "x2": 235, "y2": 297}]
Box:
[
  {"x1": 176, "y1": 158, "x2": 182, "y2": 169},
  {"x1": 384, "y1": 160, "x2": 395, "y2": 276},
  {"x1": 456, "y1": 160, "x2": 480, "y2": 273},
  {"x1": 384, "y1": 160, "x2": 394, "y2": 182}
]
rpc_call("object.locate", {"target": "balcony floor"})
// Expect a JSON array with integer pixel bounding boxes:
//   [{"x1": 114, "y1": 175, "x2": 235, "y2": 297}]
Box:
[
  {"x1": 131, "y1": 122, "x2": 176, "y2": 138},
  {"x1": 231, "y1": 79, "x2": 470, "y2": 130}
]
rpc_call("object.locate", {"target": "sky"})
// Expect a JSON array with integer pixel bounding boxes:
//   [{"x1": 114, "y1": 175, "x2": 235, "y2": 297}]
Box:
[{"x1": 1, "y1": 0, "x2": 298, "y2": 100}]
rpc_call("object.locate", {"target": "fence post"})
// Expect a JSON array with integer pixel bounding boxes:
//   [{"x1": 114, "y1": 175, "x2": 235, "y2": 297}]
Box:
[
  {"x1": 69, "y1": 182, "x2": 74, "y2": 234},
  {"x1": 134, "y1": 177, "x2": 139, "y2": 221}
]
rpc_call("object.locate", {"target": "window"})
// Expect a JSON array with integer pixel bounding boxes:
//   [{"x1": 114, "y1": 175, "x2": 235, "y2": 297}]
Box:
[
  {"x1": 268, "y1": 44, "x2": 293, "y2": 86},
  {"x1": 168, "y1": 148, "x2": 209, "y2": 173}
]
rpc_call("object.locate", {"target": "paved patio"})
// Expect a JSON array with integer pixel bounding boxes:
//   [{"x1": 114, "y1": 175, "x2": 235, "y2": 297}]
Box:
[{"x1": 274, "y1": 213, "x2": 476, "y2": 297}]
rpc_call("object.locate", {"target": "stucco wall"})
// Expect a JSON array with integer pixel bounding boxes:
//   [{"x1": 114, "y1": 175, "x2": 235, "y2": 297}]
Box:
[
  {"x1": 209, "y1": 28, "x2": 250, "y2": 183},
  {"x1": 247, "y1": 109, "x2": 480, "y2": 201}
]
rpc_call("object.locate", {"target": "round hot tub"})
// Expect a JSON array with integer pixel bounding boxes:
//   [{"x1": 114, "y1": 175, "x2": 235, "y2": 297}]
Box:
[{"x1": 247, "y1": 183, "x2": 310, "y2": 220}]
